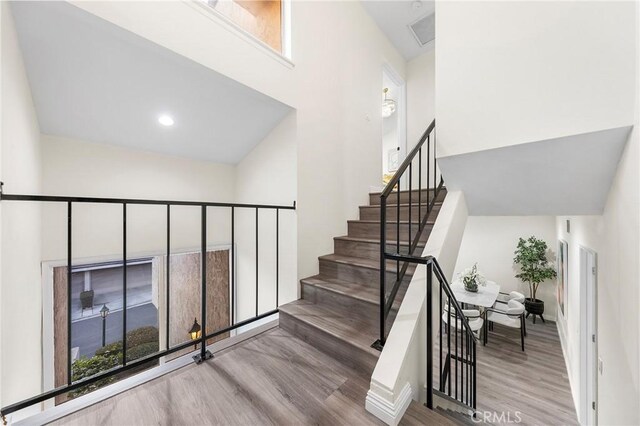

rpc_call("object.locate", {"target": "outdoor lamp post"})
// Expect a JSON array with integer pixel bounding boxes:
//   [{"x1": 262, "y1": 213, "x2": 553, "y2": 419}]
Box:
[
  {"x1": 100, "y1": 304, "x2": 110, "y2": 347},
  {"x1": 189, "y1": 318, "x2": 201, "y2": 350}
]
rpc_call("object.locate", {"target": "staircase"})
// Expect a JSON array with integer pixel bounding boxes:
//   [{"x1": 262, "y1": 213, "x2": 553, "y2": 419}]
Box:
[{"x1": 279, "y1": 187, "x2": 446, "y2": 375}]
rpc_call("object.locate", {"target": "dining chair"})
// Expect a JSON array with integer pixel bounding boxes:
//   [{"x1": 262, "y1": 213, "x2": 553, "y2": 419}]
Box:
[
  {"x1": 442, "y1": 302, "x2": 485, "y2": 340},
  {"x1": 491, "y1": 290, "x2": 527, "y2": 334},
  {"x1": 484, "y1": 300, "x2": 526, "y2": 351}
]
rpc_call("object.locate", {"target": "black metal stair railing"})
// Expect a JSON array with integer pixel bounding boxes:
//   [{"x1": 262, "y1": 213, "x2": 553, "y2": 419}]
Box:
[
  {"x1": 0, "y1": 182, "x2": 295, "y2": 421},
  {"x1": 373, "y1": 118, "x2": 442, "y2": 349},
  {"x1": 372, "y1": 119, "x2": 477, "y2": 413}
]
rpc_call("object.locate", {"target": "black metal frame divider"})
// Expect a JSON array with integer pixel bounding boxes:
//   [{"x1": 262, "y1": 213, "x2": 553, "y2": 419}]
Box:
[{"x1": 0, "y1": 182, "x2": 295, "y2": 420}]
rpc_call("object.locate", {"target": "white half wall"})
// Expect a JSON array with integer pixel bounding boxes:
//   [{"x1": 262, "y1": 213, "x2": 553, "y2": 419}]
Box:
[
  {"x1": 454, "y1": 216, "x2": 558, "y2": 320},
  {"x1": 436, "y1": 0, "x2": 636, "y2": 158},
  {"x1": 0, "y1": 2, "x2": 42, "y2": 416},
  {"x1": 367, "y1": 191, "x2": 468, "y2": 424}
]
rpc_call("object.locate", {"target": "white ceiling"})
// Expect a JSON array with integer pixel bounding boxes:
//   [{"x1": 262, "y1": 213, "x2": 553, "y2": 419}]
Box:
[
  {"x1": 10, "y1": 1, "x2": 292, "y2": 164},
  {"x1": 361, "y1": 0, "x2": 435, "y2": 61},
  {"x1": 438, "y1": 127, "x2": 632, "y2": 215}
]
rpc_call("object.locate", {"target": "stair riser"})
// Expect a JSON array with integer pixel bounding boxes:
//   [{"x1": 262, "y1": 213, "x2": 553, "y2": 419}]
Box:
[
  {"x1": 348, "y1": 222, "x2": 432, "y2": 241},
  {"x1": 359, "y1": 204, "x2": 441, "y2": 221},
  {"x1": 334, "y1": 238, "x2": 425, "y2": 261},
  {"x1": 301, "y1": 282, "x2": 378, "y2": 318},
  {"x1": 319, "y1": 259, "x2": 413, "y2": 286},
  {"x1": 369, "y1": 189, "x2": 446, "y2": 206},
  {"x1": 279, "y1": 310, "x2": 378, "y2": 375}
]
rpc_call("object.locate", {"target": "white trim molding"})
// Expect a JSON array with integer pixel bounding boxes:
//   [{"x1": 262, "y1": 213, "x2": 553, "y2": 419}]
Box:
[{"x1": 366, "y1": 382, "x2": 413, "y2": 426}]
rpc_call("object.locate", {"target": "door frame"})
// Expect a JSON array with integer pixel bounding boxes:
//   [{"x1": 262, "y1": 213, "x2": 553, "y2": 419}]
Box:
[
  {"x1": 382, "y1": 63, "x2": 407, "y2": 184},
  {"x1": 579, "y1": 246, "x2": 598, "y2": 425}
]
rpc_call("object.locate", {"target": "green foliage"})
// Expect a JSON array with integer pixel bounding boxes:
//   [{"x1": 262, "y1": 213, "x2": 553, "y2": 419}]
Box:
[
  {"x1": 513, "y1": 236, "x2": 557, "y2": 300},
  {"x1": 70, "y1": 353, "x2": 120, "y2": 397},
  {"x1": 70, "y1": 326, "x2": 159, "y2": 398},
  {"x1": 126, "y1": 326, "x2": 159, "y2": 348},
  {"x1": 126, "y1": 341, "x2": 159, "y2": 362}
]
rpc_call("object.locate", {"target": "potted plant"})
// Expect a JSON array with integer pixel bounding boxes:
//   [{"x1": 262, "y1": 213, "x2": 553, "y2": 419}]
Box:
[
  {"x1": 513, "y1": 236, "x2": 557, "y2": 322},
  {"x1": 458, "y1": 263, "x2": 486, "y2": 293}
]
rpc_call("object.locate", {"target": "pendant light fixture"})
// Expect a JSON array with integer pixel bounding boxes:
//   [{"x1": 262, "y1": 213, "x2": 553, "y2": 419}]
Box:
[{"x1": 382, "y1": 88, "x2": 397, "y2": 118}]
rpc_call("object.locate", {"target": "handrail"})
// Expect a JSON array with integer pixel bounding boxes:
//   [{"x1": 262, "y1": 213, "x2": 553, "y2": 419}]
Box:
[
  {"x1": 381, "y1": 120, "x2": 435, "y2": 198},
  {"x1": 0, "y1": 186, "x2": 295, "y2": 420},
  {"x1": 383, "y1": 254, "x2": 479, "y2": 342}
]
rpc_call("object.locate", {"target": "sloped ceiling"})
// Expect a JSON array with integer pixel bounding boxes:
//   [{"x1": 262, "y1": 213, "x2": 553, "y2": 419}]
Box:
[
  {"x1": 10, "y1": 1, "x2": 292, "y2": 164},
  {"x1": 438, "y1": 127, "x2": 633, "y2": 215}
]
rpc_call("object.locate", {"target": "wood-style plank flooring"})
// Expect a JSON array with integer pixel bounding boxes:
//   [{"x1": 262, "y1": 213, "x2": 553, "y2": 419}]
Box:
[
  {"x1": 435, "y1": 318, "x2": 578, "y2": 426},
  {"x1": 50, "y1": 327, "x2": 451, "y2": 426}
]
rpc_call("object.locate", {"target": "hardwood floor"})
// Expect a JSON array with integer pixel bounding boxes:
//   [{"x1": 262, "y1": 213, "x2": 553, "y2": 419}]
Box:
[
  {"x1": 435, "y1": 318, "x2": 579, "y2": 426},
  {"x1": 50, "y1": 327, "x2": 452, "y2": 426}
]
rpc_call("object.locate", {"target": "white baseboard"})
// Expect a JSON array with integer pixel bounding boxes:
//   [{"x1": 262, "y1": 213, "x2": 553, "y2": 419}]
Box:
[
  {"x1": 365, "y1": 382, "x2": 413, "y2": 426},
  {"x1": 12, "y1": 318, "x2": 279, "y2": 426}
]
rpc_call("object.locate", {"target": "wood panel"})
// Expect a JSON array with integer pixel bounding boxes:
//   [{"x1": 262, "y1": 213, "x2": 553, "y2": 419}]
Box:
[
  {"x1": 53, "y1": 266, "x2": 69, "y2": 404},
  {"x1": 215, "y1": 0, "x2": 282, "y2": 52},
  {"x1": 166, "y1": 250, "x2": 230, "y2": 361}
]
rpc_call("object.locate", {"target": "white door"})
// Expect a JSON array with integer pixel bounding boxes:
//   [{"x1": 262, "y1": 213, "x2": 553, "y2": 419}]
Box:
[{"x1": 580, "y1": 247, "x2": 598, "y2": 425}]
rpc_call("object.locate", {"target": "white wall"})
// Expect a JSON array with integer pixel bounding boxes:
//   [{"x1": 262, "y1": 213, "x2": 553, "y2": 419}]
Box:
[
  {"x1": 454, "y1": 216, "x2": 558, "y2": 320},
  {"x1": 406, "y1": 50, "x2": 434, "y2": 146},
  {"x1": 40, "y1": 134, "x2": 235, "y2": 262},
  {"x1": 556, "y1": 131, "x2": 640, "y2": 425},
  {"x1": 436, "y1": 1, "x2": 636, "y2": 158},
  {"x1": 234, "y1": 112, "x2": 297, "y2": 321},
  {"x1": 0, "y1": 2, "x2": 42, "y2": 415},
  {"x1": 70, "y1": 0, "x2": 406, "y2": 283}
]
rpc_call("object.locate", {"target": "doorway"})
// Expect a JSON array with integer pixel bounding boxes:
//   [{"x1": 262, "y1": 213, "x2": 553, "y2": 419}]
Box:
[
  {"x1": 579, "y1": 247, "x2": 598, "y2": 425},
  {"x1": 382, "y1": 64, "x2": 406, "y2": 188}
]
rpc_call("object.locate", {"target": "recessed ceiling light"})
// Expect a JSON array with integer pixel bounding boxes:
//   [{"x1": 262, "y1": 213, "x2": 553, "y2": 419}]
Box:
[{"x1": 158, "y1": 114, "x2": 174, "y2": 126}]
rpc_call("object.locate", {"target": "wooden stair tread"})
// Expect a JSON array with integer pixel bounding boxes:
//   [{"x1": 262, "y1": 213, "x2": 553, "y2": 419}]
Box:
[
  {"x1": 319, "y1": 253, "x2": 417, "y2": 271},
  {"x1": 361, "y1": 201, "x2": 441, "y2": 208},
  {"x1": 369, "y1": 188, "x2": 442, "y2": 197},
  {"x1": 302, "y1": 274, "x2": 408, "y2": 309},
  {"x1": 347, "y1": 219, "x2": 433, "y2": 224},
  {"x1": 278, "y1": 300, "x2": 379, "y2": 357},
  {"x1": 334, "y1": 235, "x2": 423, "y2": 247}
]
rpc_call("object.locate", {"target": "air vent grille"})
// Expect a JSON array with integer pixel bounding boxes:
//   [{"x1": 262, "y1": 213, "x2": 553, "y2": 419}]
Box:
[{"x1": 409, "y1": 13, "x2": 435, "y2": 46}]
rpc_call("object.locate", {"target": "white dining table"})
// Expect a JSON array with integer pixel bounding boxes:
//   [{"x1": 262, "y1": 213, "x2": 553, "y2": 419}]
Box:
[{"x1": 450, "y1": 280, "x2": 501, "y2": 308}]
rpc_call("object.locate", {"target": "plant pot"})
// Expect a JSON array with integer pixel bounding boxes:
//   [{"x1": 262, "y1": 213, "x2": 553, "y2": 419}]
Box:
[{"x1": 524, "y1": 298, "x2": 544, "y2": 315}]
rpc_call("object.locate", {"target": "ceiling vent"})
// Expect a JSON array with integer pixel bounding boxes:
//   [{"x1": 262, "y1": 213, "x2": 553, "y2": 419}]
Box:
[{"x1": 408, "y1": 13, "x2": 435, "y2": 46}]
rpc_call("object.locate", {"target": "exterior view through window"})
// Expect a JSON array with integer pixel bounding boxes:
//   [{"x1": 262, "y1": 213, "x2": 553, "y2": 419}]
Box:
[{"x1": 205, "y1": 0, "x2": 283, "y2": 53}]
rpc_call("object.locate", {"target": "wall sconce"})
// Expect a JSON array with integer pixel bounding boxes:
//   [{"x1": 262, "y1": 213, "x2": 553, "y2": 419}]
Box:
[
  {"x1": 382, "y1": 87, "x2": 397, "y2": 118},
  {"x1": 189, "y1": 318, "x2": 201, "y2": 342}
]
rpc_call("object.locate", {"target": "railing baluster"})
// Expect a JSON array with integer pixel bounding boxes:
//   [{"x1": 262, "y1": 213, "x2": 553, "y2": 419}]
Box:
[
  {"x1": 166, "y1": 204, "x2": 170, "y2": 351},
  {"x1": 408, "y1": 162, "x2": 412, "y2": 255},
  {"x1": 461, "y1": 311, "x2": 464, "y2": 403},
  {"x1": 67, "y1": 201, "x2": 72, "y2": 385},
  {"x1": 122, "y1": 203, "x2": 127, "y2": 366},
  {"x1": 200, "y1": 205, "x2": 207, "y2": 362},
  {"x1": 426, "y1": 261, "x2": 433, "y2": 409},
  {"x1": 276, "y1": 208, "x2": 279, "y2": 308},
  {"x1": 447, "y1": 292, "x2": 451, "y2": 396},
  {"x1": 427, "y1": 135, "x2": 431, "y2": 213},
  {"x1": 378, "y1": 195, "x2": 387, "y2": 348},
  {"x1": 418, "y1": 148, "x2": 422, "y2": 231},
  {"x1": 231, "y1": 206, "x2": 235, "y2": 326},
  {"x1": 433, "y1": 127, "x2": 437, "y2": 193},
  {"x1": 439, "y1": 279, "x2": 443, "y2": 392},
  {"x1": 455, "y1": 297, "x2": 458, "y2": 400},
  {"x1": 255, "y1": 208, "x2": 259, "y2": 316}
]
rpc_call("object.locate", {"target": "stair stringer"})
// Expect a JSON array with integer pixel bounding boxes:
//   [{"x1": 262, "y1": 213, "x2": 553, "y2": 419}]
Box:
[{"x1": 365, "y1": 191, "x2": 469, "y2": 425}]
